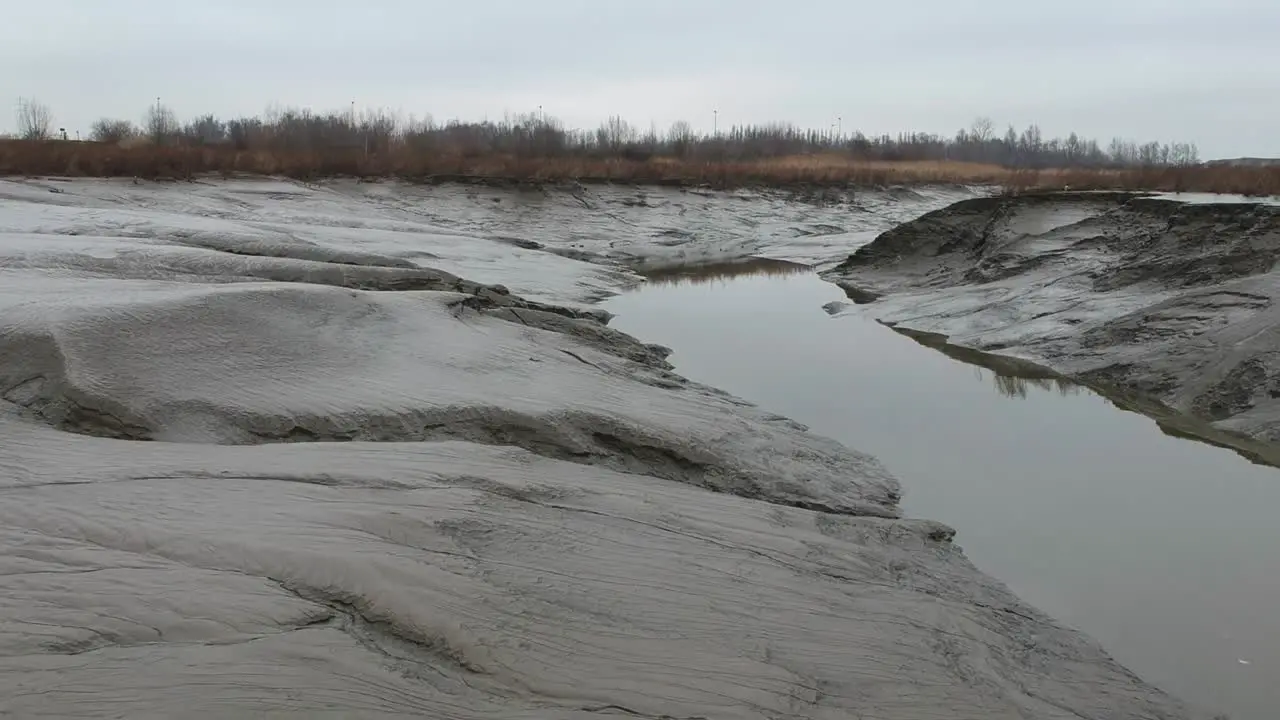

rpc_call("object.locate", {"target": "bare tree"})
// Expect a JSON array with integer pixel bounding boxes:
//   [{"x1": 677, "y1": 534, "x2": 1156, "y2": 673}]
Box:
[
  {"x1": 144, "y1": 102, "x2": 179, "y2": 145},
  {"x1": 226, "y1": 117, "x2": 264, "y2": 151},
  {"x1": 90, "y1": 118, "x2": 139, "y2": 144},
  {"x1": 1019, "y1": 124, "x2": 1043, "y2": 154},
  {"x1": 357, "y1": 108, "x2": 398, "y2": 155},
  {"x1": 17, "y1": 98, "x2": 54, "y2": 140},
  {"x1": 183, "y1": 114, "x2": 227, "y2": 145},
  {"x1": 668, "y1": 120, "x2": 694, "y2": 157},
  {"x1": 1171, "y1": 142, "x2": 1200, "y2": 167},
  {"x1": 1064, "y1": 132, "x2": 1082, "y2": 163},
  {"x1": 1138, "y1": 141, "x2": 1163, "y2": 167},
  {"x1": 970, "y1": 116, "x2": 995, "y2": 143},
  {"x1": 597, "y1": 115, "x2": 636, "y2": 152}
]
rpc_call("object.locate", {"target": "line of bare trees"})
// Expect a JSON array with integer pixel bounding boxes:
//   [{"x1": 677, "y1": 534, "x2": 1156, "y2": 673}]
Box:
[{"x1": 15, "y1": 99, "x2": 1201, "y2": 169}]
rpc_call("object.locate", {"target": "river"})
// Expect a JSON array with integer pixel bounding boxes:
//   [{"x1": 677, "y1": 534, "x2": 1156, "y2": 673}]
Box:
[{"x1": 604, "y1": 260, "x2": 1280, "y2": 720}]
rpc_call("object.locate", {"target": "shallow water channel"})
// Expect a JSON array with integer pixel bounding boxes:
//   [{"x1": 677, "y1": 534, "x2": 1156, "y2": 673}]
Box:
[{"x1": 604, "y1": 260, "x2": 1280, "y2": 720}]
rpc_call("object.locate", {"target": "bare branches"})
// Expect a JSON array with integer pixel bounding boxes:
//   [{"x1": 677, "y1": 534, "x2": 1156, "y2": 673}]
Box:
[
  {"x1": 668, "y1": 121, "x2": 693, "y2": 158},
  {"x1": 144, "y1": 102, "x2": 179, "y2": 145},
  {"x1": 970, "y1": 116, "x2": 995, "y2": 143},
  {"x1": 17, "y1": 98, "x2": 53, "y2": 141},
  {"x1": 4, "y1": 99, "x2": 1213, "y2": 181},
  {"x1": 90, "y1": 118, "x2": 139, "y2": 144},
  {"x1": 184, "y1": 115, "x2": 227, "y2": 145}
]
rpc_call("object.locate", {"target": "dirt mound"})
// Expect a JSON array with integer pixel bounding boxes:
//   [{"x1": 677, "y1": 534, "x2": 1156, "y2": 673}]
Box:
[{"x1": 834, "y1": 192, "x2": 1279, "y2": 291}]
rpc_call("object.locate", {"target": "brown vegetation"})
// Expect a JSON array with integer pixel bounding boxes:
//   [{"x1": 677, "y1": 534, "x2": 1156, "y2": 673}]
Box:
[
  {"x1": 2, "y1": 139, "x2": 1277, "y2": 196},
  {"x1": 1002, "y1": 165, "x2": 1280, "y2": 197}
]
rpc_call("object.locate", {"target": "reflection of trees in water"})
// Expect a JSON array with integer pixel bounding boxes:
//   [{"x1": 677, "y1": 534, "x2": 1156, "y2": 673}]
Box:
[
  {"x1": 985, "y1": 371, "x2": 1081, "y2": 399},
  {"x1": 639, "y1": 258, "x2": 811, "y2": 287},
  {"x1": 919, "y1": 330, "x2": 1085, "y2": 400}
]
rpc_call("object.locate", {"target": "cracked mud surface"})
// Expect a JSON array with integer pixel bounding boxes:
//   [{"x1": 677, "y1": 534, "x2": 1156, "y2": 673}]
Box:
[
  {"x1": 0, "y1": 178, "x2": 1204, "y2": 718},
  {"x1": 824, "y1": 191, "x2": 1280, "y2": 464}
]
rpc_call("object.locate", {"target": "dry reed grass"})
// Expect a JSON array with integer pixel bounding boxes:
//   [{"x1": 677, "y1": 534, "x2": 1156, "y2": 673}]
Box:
[{"x1": 2, "y1": 139, "x2": 1277, "y2": 196}]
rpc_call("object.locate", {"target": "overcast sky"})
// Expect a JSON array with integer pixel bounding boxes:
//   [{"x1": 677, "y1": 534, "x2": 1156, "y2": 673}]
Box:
[{"x1": 3, "y1": 0, "x2": 1276, "y2": 158}]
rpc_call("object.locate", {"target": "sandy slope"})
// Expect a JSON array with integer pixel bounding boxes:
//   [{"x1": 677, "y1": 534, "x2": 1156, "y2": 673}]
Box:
[{"x1": 0, "y1": 178, "x2": 1202, "y2": 718}]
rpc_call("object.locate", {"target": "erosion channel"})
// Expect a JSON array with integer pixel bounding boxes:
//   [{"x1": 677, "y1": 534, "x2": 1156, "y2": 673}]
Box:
[{"x1": 607, "y1": 258, "x2": 1280, "y2": 720}]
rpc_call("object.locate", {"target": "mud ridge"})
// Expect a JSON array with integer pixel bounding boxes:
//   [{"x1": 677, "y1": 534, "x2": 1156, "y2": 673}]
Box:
[
  {"x1": 0, "y1": 279, "x2": 895, "y2": 517},
  {"x1": 161, "y1": 229, "x2": 422, "y2": 268},
  {"x1": 3, "y1": 394, "x2": 896, "y2": 516},
  {"x1": 240, "y1": 406, "x2": 897, "y2": 518}
]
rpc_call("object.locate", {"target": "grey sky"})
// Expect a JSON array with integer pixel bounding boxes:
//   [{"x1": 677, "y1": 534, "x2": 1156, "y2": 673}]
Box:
[{"x1": 3, "y1": 0, "x2": 1276, "y2": 158}]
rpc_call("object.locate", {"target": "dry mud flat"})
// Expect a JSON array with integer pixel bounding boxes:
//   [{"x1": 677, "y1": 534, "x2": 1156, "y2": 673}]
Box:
[
  {"x1": 0, "y1": 179, "x2": 1202, "y2": 718},
  {"x1": 825, "y1": 192, "x2": 1280, "y2": 464}
]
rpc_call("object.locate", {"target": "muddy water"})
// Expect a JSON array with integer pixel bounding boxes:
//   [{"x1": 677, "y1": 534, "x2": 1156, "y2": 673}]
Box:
[{"x1": 604, "y1": 263, "x2": 1280, "y2": 720}]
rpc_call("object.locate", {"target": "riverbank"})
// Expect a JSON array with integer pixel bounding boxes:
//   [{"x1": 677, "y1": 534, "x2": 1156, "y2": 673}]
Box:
[
  {"x1": 0, "y1": 177, "x2": 1203, "y2": 718},
  {"x1": 822, "y1": 191, "x2": 1280, "y2": 466}
]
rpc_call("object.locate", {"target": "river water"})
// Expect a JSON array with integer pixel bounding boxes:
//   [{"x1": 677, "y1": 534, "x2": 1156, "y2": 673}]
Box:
[{"x1": 604, "y1": 261, "x2": 1280, "y2": 720}]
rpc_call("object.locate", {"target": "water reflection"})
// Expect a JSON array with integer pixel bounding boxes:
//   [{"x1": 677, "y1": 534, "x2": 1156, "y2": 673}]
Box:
[
  {"x1": 891, "y1": 325, "x2": 1086, "y2": 400},
  {"x1": 635, "y1": 256, "x2": 811, "y2": 287},
  {"x1": 987, "y1": 370, "x2": 1082, "y2": 399},
  {"x1": 892, "y1": 324, "x2": 1280, "y2": 467}
]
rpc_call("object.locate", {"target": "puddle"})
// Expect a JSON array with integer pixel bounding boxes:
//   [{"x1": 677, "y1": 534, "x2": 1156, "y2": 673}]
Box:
[{"x1": 604, "y1": 264, "x2": 1280, "y2": 720}]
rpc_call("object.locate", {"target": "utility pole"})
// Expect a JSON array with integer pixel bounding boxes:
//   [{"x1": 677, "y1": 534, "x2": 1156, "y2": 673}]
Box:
[{"x1": 713, "y1": 109, "x2": 718, "y2": 137}]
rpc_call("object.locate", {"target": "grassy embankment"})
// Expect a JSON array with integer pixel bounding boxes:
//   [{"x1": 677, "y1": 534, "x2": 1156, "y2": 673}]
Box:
[{"x1": 2, "y1": 139, "x2": 1277, "y2": 196}]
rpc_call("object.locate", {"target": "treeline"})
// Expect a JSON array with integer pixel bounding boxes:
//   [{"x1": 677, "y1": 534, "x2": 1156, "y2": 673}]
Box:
[{"x1": 13, "y1": 98, "x2": 1200, "y2": 170}]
